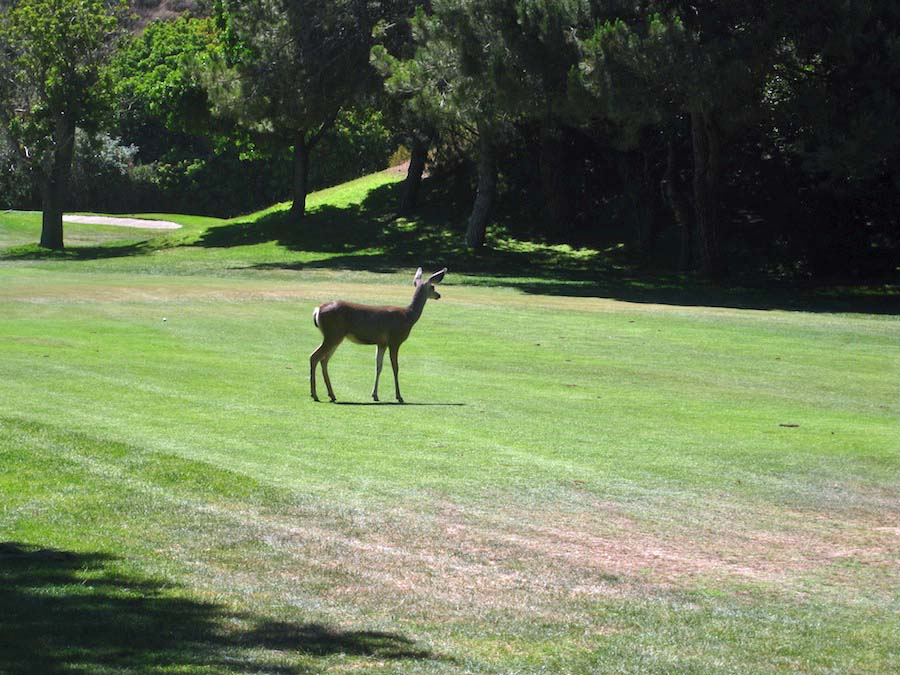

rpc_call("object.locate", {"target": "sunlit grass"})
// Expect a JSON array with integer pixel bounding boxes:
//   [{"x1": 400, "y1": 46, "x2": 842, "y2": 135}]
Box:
[{"x1": 0, "y1": 171, "x2": 898, "y2": 672}]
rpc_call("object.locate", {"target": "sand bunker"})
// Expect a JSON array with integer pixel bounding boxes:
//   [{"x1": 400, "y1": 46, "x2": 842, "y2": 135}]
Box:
[{"x1": 63, "y1": 215, "x2": 182, "y2": 230}]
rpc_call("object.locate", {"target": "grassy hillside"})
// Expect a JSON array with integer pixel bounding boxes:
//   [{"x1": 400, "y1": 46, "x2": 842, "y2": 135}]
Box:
[{"x1": 1, "y1": 171, "x2": 898, "y2": 672}]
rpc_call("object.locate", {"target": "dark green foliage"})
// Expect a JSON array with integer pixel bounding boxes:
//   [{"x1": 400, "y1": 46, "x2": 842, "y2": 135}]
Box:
[
  {"x1": 2, "y1": 0, "x2": 897, "y2": 279},
  {"x1": 211, "y1": 0, "x2": 379, "y2": 218},
  {"x1": 0, "y1": 136, "x2": 36, "y2": 208},
  {"x1": 0, "y1": 0, "x2": 129, "y2": 248},
  {"x1": 765, "y1": 1, "x2": 900, "y2": 278}
]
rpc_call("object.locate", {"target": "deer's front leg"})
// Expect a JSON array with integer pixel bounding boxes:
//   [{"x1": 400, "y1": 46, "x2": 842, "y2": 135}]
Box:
[
  {"x1": 389, "y1": 345, "x2": 403, "y2": 404},
  {"x1": 372, "y1": 344, "x2": 385, "y2": 402}
]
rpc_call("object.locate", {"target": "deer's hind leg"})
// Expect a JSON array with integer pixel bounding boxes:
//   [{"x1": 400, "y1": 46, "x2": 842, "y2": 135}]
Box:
[{"x1": 310, "y1": 337, "x2": 342, "y2": 402}]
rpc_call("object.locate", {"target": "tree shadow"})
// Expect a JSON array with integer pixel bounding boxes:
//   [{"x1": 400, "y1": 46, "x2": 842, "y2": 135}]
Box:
[
  {"x1": 198, "y1": 179, "x2": 472, "y2": 272},
  {"x1": 5, "y1": 175, "x2": 894, "y2": 315},
  {"x1": 209, "y1": 180, "x2": 898, "y2": 315},
  {"x1": 504, "y1": 277, "x2": 900, "y2": 315},
  {"x1": 210, "y1": 179, "x2": 623, "y2": 278},
  {"x1": 0, "y1": 240, "x2": 156, "y2": 261},
  {"x1": 0, "y1": 542, "x2": 440, "y2": 673},
  {"x1": 332, "y1": 401, "x2": 466, "y2": 406}
]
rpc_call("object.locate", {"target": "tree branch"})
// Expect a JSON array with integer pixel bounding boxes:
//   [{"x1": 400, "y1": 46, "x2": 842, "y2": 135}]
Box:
[{"x1": 307, "y1": 107, "x2": 340, "y2": 149}]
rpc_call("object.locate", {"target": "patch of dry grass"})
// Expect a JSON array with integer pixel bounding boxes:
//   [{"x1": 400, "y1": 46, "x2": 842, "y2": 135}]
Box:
[{"x1": 139, "y1": 477, "x2": 897, "y2": 630}]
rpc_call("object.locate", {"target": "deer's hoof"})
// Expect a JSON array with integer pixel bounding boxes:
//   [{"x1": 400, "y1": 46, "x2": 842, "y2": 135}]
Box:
[
  {"x1": 372, "y1": 395, "x2": 379, "y2": 402},
  {"x1": 311, "y1": 394, "x2": 319, "y2": 402},
  {"x1": 396, "y1": 397, "x2": 405, "y2": 404},
  {"x1": 329, "y1": 396, "x2": 337, "y2": 403}
]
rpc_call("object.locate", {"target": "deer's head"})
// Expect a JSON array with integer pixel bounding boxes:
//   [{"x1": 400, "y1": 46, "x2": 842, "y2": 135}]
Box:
[{"x1": 413, "y1": 267, "x2": 447, "y2": 300}]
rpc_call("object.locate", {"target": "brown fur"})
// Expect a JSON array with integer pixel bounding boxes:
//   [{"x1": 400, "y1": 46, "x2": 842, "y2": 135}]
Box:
[{"x1": 309, "y1": 268, "x2": 446, "y2": 403}]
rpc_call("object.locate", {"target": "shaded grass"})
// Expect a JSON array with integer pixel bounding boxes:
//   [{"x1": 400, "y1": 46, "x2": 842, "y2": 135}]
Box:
[
  {"x1": 0, "y1": 543, "x2": 435, "y2": 673},
  {"x1": 0, "y1": 419, "x2": 444, "y2": 673},
  {"x1": 188, "y1": 173, "x2": 899, "y2": 315},
  {"x1": 4, "y1": 174, "x2": 896, "y2": 314}
]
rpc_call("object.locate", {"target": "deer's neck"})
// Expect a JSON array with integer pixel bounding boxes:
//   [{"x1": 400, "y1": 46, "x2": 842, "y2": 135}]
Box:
[{"x1": 406, "y1": 285, "x2": 429, "y2": 323}]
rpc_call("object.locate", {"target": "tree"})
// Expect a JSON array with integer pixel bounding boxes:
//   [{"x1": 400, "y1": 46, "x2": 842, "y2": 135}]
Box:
[
  {"x1": 373, "y1": 1, "x2": 511, "y2": 248},
  {"x1": 578, "y1": 3, "x2": 780, "y2": 278},
  {"x1": 768, "y1": 1, "x2": 900, "y2": 276},
  {"x1": 370, "y1": 3, "x2": 435, "y2": 217},
  {"x1": 211, "y1": 0, "x2": 377, "y2": 220},
  {"x1": 0, "y1": 0, "x2": 127, "y2": 250},
  {"x1": 112, "y1": 15, "x2": 223, "y2": 154},
  {"x1": 488, "y1": 0, "x2": 589, "y2": 229}
]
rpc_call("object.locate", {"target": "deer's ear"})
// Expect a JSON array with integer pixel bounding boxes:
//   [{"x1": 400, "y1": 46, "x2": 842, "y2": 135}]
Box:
[
  {"x1": 413, "y1": 267, "x2": 423, "y2": 285},
  {"x1": 428, "y1": 267, "x2": 447, "y2": 284}
]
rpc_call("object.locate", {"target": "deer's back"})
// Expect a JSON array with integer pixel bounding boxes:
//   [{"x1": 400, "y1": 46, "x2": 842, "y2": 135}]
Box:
[{"x1": 316, "y1": 300, "x2": 411, "y2": 346}]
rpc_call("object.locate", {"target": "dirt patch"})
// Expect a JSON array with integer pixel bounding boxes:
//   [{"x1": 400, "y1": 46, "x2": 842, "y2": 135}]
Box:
[
  {"x1": 34, "y1": 417, "x2": 897, "y2": 622},
  {"x1": 179, "y1": 488, "x2": 898, "y2": 625},
  {"x1": 63, "y1": 215, "x2": 182, "y2": 230},
  {"x1": 383, "y1": 160, "x2": 411, "y2": 176}
]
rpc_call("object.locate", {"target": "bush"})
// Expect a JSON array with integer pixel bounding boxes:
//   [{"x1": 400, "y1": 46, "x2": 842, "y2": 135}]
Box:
[
  {"x1": 69, "y1": 131, "x2": 141, "y2": 212},
  {"x1": 311, "y1": 108, "x2": 394, "y2": 189},
  {"x1": 0, "y1": 137, "x2": 36, "y2": 209}
]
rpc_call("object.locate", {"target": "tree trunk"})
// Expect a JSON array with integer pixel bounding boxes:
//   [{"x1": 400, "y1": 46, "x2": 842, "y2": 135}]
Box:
[
  {"x1": 539, "y1": 121, "x2": 574, "y2": 231},
  {"x1": 465, "y1": 122, "x2": 496, "y2": 249},
  {"x1": 690, "y1": 108, "x2": 724, "y2": 279},
  {"x1": 39, "y1": 115, "x2": 76, "y2": 250},
  {"x1": 661, "y1": 137, "x2": 693, "y2": 272},
  {"x1": 398, "y1": 131, "x2": 429, "y2": 216},
  {"x1": 636, "y1": 145, "x2": 661, "y2": 254},
  {"x1": 621, "y1": 146, "x2": 660, "y2": 256},
  {"x1": 289, "y1": 132, "x2": 310, "y2": 220},
  {"x1": 39, "y1": 184, "x2": 64, "y2": 250}
]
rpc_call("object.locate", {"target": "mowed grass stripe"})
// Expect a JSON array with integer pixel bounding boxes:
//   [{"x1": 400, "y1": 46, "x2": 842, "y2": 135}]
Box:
[
  {"x1": 0, "y1": 416, "x2": 452, "y2": 672},
  {"x1": 1, "y1": 276, "x2": 896, "y2": 499},
  {"x1": 2, "y1": 415, "x2": 897, "y2": 672}
]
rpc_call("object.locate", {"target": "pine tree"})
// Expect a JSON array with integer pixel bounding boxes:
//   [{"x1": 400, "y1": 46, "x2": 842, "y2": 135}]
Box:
[{"x1": 212, "y1": 0, "x2": 377, "y2": 220}]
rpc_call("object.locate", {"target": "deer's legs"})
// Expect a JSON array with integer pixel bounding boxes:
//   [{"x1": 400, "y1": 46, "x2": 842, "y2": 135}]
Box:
[
  {"x1": 372, "y1": 344, "x2": 386, "y2": 401},
  {"x1": 310, "y1": 339, "x2": 341, "y2": 402},
  {"x1": 389, "y1": 345, "x2": 403, "y2": 403}
]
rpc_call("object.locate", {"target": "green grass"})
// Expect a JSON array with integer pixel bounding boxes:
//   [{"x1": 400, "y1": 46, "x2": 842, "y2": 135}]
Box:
[{"x1": 1, "y1": 171, "x2": 898, "y2": 672}]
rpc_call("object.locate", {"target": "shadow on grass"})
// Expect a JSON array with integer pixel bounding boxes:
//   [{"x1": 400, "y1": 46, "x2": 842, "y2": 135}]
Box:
[
  {"x1": 5, "y1": 176, "x2": 896, "y2": 315},
  {"x1": 504, "y1": 278, "x2": 900, "y2": 315},
  {"x1": 202, "y1": 179, "x2": 589, "y2": 277},
  {"x1": 0, "y1": 240, "x2": 157, "y2": 261},
  {"x1": 199, "y1": 180, "x2": 468, "y2": 271},
  {"x1": 332, "y1": 401, "x2": 466, "y2": 406},
  {"x1": 205, "y1": 180, "x2": 899, "y2": 315},
  {"x1": 0, "y1": 542, "x2": 439, "y2": 673}
]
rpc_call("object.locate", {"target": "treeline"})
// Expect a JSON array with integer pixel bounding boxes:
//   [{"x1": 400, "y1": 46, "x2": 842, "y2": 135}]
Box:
[{"x1": 1, "y1": 0, "x2": 898, "y2": 280}]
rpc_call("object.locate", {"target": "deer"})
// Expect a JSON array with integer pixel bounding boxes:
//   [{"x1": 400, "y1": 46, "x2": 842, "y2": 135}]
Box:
[{"x1": 310, "y1": 267, "x2": 447, "y2": 403}]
